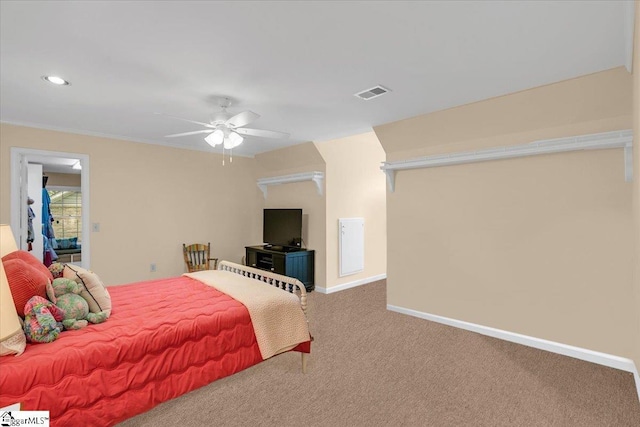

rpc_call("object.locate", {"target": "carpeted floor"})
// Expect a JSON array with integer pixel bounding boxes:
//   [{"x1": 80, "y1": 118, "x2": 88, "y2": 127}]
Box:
[{"x1": 119, "y1": 280, "x2": 640, "y2": 426}]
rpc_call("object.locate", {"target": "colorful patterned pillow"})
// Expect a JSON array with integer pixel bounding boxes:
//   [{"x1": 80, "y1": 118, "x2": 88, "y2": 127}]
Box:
[
  {"x1": 56, "y1": 238, "x2": 78, "y2": 250},
  {"x1": 63, "y1": 264, "x2": 112, "y2": 317},
  {"x1": 2, "y1": 258, "x2": 49, "y2": 317},
  {"x1": 2, "y1": 250, "x2": 54, "y2": 283}
]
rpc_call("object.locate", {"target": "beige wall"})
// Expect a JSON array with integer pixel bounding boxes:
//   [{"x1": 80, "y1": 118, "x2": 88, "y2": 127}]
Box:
[
  {"x1": 254, "y1": 143, "x2": 327, "y2": 288},
  {"x1": 377, "y1": 67, "x2": 633, "y2": 162},
  {"x1": 632, "y1": 1, "x2": 640, "y2": 382},
  {"x1": 375, "y1": 67, "x2": 635, "y2": 357},
  {"x1": 314, "y1": 132, "x2": 387, "y2": 289},
  {"x1": 0, "y1": 124, "x2": 262, "y2": 285},
  {"x1": 254, "y1": 135, "x2": 388, "y2": 291},
  {"x1": 2, "y1": 125, "x2": 386, "y2": 293},
  {"x1": 46, "y1": 172, "x2": 81, "y2": 188}
]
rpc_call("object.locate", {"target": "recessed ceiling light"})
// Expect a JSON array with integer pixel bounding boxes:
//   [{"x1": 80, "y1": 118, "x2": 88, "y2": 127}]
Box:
[{"x1": 41, "y1": 75, "x2": 70, "y2": 86}]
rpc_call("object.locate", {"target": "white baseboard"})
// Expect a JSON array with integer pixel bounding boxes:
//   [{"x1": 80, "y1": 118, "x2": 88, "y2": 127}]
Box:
[
  {"x1": 387, "y1": 304, "x2": 639, "y2": 395},
  {"x1": 315, "y1": 274, "x2": 386, "y2": 294},
  {"x1": 634, "y1": 369, "x2": 640, "y2": 403}
]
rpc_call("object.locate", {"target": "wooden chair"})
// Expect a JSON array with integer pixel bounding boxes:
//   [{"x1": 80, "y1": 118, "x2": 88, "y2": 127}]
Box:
[{"x1": 183, "y1": 242, "x2": 218, "y2": 272}]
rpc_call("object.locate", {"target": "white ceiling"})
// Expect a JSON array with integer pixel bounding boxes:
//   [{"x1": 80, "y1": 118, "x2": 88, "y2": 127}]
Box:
[
  {"x1": 0, "y1": 1, "x2": 634, "y2": 157},
  {"x1": 28, "y1": 155, "x2": 81, "y2": 175}
]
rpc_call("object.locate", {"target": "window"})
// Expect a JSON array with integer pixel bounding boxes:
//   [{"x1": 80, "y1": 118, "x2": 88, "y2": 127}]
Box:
[{"x1": 48, "y1": 188, "x2": 82, "y2": 242}]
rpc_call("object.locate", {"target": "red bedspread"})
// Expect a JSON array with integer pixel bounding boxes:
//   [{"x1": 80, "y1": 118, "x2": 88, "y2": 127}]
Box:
[{"x1": 0, "y1": 276, "x2": 307, "y2": 426}]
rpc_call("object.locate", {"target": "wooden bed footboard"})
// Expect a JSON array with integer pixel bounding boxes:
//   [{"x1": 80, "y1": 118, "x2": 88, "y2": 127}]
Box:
[
  {"x1": 218, "y1": 261, "x2": 311, "y2": 373},
  {"x1": 217, "y1": 261, "x2": 308, "y2": 315}
]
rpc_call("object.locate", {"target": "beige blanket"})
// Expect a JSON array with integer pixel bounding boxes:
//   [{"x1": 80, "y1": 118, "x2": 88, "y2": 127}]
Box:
[{"x1": 185, "y1": 270, "x2": 309, "y2": 360}]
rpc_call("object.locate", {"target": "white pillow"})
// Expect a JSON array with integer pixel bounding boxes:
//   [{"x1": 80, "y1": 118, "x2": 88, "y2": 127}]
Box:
[{"x1": 63, "y1": 264, "x2": 112, "y2": 317}]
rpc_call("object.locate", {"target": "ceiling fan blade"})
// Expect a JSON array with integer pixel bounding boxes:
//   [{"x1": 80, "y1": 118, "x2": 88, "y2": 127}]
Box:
[
  {"x1": 165, "y1": 130, "x2": 213, "y2": 138},
  {"x1": 155, "y1": 113, "x2": 215, "y2": 129},
  {"x1": 225, "y1": 111, "x2": 260, "y2": 128},
  {"x1": 235, "y1": 128, "x2": 290, "y2": 139}
]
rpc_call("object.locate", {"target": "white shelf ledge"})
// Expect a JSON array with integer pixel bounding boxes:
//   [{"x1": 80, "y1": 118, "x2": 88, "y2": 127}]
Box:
[
  {"x1": 257, "y1": 171, "x2": 324, "y2": 199},
  {"x1": 380, "y1": 130, "x2": 633, "y2": 192}
]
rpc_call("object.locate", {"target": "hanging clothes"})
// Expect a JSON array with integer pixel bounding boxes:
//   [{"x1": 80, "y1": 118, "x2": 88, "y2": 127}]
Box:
[
  {"x1": 27, "y1": 196, "x2": 35, "y2": 251},
  {"x1": 42, "y1": 187, "x2": 55, "y2": 239},
  {"x1": 42, "y1": 185, "x2": 57, "y2": 266}
]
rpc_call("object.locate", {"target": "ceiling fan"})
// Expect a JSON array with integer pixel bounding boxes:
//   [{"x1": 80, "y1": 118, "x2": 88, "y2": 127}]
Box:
[{"x1": 161, "y1": 98, "x2": 289, "y2": 150}]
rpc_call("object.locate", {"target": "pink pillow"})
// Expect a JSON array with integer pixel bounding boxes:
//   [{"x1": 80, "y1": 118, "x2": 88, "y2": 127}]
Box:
[
  {"x1": 2, "y1": 250, "x2": 54, "y2": 283},
  {"x1": 2, "y1": 258, "x2": 49, "y2": 317}
]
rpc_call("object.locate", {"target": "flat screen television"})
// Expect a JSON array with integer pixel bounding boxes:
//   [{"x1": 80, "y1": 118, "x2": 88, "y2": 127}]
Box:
[{"x1": 263, "y1": 208, "x2": 302, "y2": 249}]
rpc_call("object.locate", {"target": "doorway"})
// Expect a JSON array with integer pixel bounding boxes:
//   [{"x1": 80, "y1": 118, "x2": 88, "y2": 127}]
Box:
[{"x1": 10, "y1": 147, "x2": 90, "y2": 269}]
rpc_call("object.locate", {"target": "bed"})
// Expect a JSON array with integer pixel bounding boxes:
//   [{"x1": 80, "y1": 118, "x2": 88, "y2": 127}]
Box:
[{"x1": 0, "y1": 261, "x2": 311, "y2": 426}]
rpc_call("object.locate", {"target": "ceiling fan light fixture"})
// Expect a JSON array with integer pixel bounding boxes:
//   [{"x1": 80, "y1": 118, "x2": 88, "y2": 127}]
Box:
[
  {"x1": 229, "y1": 132, "x2": 244, "y2": 148},
  {"x1": 204, "y1": 129, "x2": 224, "y2": 147},
  {"x1": 226, "y1": 131, "x2": 244, "y2": 149},
  {"x1": 162, "y1": 99, "x2": 287, "y2": 154}
]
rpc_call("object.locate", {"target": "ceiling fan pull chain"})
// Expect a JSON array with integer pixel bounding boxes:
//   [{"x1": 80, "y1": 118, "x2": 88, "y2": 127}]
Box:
[{"x1": 222, "y1": 145, "x2": 225, "y2": 166}]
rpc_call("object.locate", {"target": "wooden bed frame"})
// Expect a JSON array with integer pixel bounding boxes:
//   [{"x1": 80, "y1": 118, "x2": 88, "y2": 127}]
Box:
[{"x1": 217, "y1": 260, "x2": 311, "y2": 372}]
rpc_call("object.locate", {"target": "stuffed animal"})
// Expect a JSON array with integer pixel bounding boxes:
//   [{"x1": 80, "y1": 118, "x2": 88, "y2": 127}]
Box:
[
  {"x1": 46, "y1": 278, "x2": 108, "y2": 330},
  {"x1": 23, "y1": 295, "x2": 65, "y2": 343},
  {"x1": 48, "y1": 262, "x2": 65, "y2": 279}
]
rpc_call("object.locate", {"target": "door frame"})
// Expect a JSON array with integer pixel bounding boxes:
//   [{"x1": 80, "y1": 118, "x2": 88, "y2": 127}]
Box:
[{"x1": 10, "y1": 147, "x2": 91, "y2": 269}]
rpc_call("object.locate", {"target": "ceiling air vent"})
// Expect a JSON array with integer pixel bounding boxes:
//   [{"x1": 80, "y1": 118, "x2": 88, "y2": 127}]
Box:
[{"x1": 354, "y1": 85, "x2": 391, "y2": 100}]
